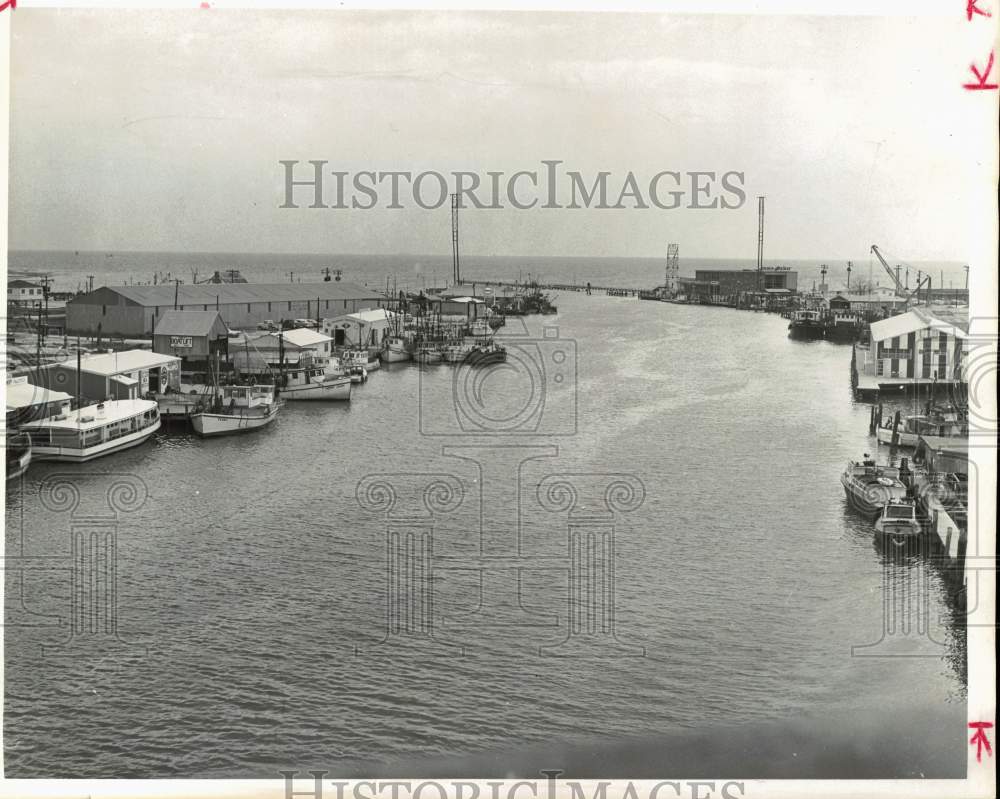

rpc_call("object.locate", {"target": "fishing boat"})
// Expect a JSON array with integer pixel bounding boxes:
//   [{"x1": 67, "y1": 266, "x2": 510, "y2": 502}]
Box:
[
  {"x1": 21, "y1": 399, "x2": 161, "y2": 462},
  {"x1": 382, "y1": 336, "x2": 412, "y2": 363},
  {"x1": 279, "y1": 366, "x2": 353, "y2": 400},
  {"x1": 464, "y1": 341, "x2": 507, "y2": 366},
  {"x1": 190, "y1": 384, "x2": 282, "y2": 437},
  {"x1": 840, "y1": 457, "x2": 909, "y2": 516},
  {"x1": 825, "y1": 311, "x2": 863, "y2": 343},
  {"x1": 788, "y1": 309, "x2": 825, "y2": 340},
  {"x1": 442, "y1": 342, "x2": 474, "y2": 363},
  {"x1": 874, "y1": 499, "x2": 922, "y2": 539},
  {"x1": 876, "y1": 405, "x2": 966, "y2": 447},
  {"x1": 6, "y1": 433, "x2": 32, "y2": 481},
  {"x1": 414, "y1": 345, "x2": 443, "y2": 364}
]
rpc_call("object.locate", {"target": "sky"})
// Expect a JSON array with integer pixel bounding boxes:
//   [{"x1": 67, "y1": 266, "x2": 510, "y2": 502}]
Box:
[{"x1": 7, "y1": 8, "x2": 998, "y2": 261}]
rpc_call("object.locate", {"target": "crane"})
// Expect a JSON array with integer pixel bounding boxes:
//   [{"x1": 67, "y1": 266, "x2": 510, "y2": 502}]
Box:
[{"x1": 870, "y1": 245, "x2": 905, "y2": 296}]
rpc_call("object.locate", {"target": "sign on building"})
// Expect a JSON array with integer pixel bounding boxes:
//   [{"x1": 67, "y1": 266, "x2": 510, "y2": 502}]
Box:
[{"x1": 170, "y1": 336, "x2": 193, "y2": 348}]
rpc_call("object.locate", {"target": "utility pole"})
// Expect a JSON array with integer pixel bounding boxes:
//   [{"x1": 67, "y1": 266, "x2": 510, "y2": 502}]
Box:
[
  {"x1": 39, "y1": 275, "x2": 52, "y2": 346},
  {"x1": 964, "y1": 264, "x2": 970, "y2": 290},
  {"x1": 756, "y1": 196, "x2": 765, "y2": 293},
  {"x1": 288, "y1": 271, "x2": 295, "y2": 284},
  {"x1": 451, "y1": 193, "x2": 461, "y2": 287},
  {"x1": 87, "y1": 275, "x2": 95, "y2": 293},
  {"x1": 173, "y1": 279, "x2": 181, "y2": 310},
  {"x1": 322, "y1": 267, "x2": 332, "y2": 282},
  {"x1": 846, "y1": 261, "x2": 852, "y2": 290}
]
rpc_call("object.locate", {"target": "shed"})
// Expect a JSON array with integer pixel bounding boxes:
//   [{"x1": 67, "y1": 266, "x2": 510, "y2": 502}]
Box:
[
  {"x1": 153, "y1": 310, "x2": 230, "y2": 360},
  {"x1": 5, "y1": 376, "x2": 73, "y2": 426},
  {"x1": 31, "y1": 349, "x2": 182, "y2": 402}
]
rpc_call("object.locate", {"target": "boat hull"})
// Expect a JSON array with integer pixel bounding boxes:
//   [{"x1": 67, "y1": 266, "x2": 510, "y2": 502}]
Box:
[
  {"x1": 788, "y1": 323, "x2": 825, "y2": 340},
  {"x1": 383, "y1": 347, "x2": 411, "y2": 363},
  {"x1": 191, "y1": 405, "x2": 280, "y2": 436},
  {"x1": 29, "y1": 420, "x2": 161, "y2": 462},
  {"x1": 6, "y1": 448, "x2": 32, "y2": 481},
  {"x1": 840, "y1": 474, "x2": 907, "y2": 516},
  {"x1": 875, "y1": 518, "x2": 923, "y2": 538},
  {"x1": 464, "y1": 350, "x2": 507, "y2": 366},
  {"x1": 875, "y1": 427, "x2": 919, "y2": 447},
  {"x1": 281, "y1": 379, "x2": 352, "y2": 400}
]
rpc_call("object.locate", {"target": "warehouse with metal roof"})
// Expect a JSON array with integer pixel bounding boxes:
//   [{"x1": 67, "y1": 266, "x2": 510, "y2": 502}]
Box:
[{"x1": 66, "y1": 282, "x2": 388, "y2": 338}]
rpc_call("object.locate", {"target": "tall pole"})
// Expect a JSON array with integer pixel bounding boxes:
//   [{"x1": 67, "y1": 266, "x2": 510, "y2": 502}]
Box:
[
  {"x1": 451, "y1": 193, "x2": 461, "y2": 287},
  {"x1": 756, "y1": 195, "x2": 765, "y2": 293},
  {"x1": 964, "y1": 264, "x2": 969, "y2": 290}
]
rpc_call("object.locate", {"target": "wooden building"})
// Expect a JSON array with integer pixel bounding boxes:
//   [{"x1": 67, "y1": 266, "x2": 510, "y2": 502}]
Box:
[
  {"x1": 153, "y1": 310, "x2": 231, "y2": 373},
  {"x1": 29, "y1": 350, "x2": 182, "y2": 403}
]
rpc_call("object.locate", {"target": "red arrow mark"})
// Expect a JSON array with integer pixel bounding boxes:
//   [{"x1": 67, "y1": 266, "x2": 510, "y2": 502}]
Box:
[
  {"x1": 0, "y1": 0, "x2": 18, "y2": 13},
  {"x1": 969, "y1": 722, "x2": 994, "y2": 763},
  {"x1": 963, "y1": 51, "x2": 999, "y2": 90}
]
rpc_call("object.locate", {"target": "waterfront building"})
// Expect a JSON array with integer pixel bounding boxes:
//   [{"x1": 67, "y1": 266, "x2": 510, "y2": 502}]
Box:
[
  {"x1": 827, "y1": 293, "x2": 907, "y2": 316},
  {"x1": 29, "y1": 350, "x2": 182, "y2": 402},
  {"x1": 427, "y1": 295, "x2": 487, "y2": 321},
  {"x1": 324, "y1": 308, "x2": 400, "y2": 348},
  {"x1": 7, "y1": 279, "x2": 44, "y2": 304},
  {"x1": 65, "y1": 282, "x2": 387, "y2": 338},
  {"x1": 152, "y1": 310, "x2": 231, "y2": 374},
  {"x1": 692, "y1": 267, "x2": 798, "y2": 295},
  {"x1": 853, "y1": 308, "x2": 967, "y2": 396},
  {"x1": 5, "y1": 375, "x2": 73, "y2": 427},
  {"x1": 231, "y1": 328, "x2": 335, "y2": 374}
]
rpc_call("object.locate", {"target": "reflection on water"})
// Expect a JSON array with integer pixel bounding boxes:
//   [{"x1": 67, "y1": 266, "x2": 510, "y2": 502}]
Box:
[{"x1": 5, "y1": 293, "x2": 966, "y2": 777}]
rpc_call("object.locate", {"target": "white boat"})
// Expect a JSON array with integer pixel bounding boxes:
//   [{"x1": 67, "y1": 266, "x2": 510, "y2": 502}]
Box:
[
  {"x1": 342, "y1": 349, "x2": 380, "y2": 372},
  {"x1": 6, "y1": 433, "x2": 32, "y2": 481},
  {"x1": 191, "y1": 384, "x2": 282, "y2": 437},
  {"x1": 874, "y1": 499, "x2": 922, "y2": 539},
  {"x1": 414, "y1": 345, "x2": 443, "y2": 364},
  {"x1": 876, "y1": 407, "x2": 966, "y2": 448},
  {"x1": 21, "y1": 399, "x2": 161, "y2": 462},
  {"x1": 279, "y1": 367, "x2": 352, "y2": 400},
  {"x1": 840, "y1": 457, "x2": 909, "y2": 516},
  {"x1": 442, "y1": 342, "x2": 474, "y2": 363},
  {"x1": 382, "y1": 337, "x2": 411, "y2": 363}
]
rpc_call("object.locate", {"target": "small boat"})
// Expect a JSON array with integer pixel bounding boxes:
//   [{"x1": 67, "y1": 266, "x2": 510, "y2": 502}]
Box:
[
  {"x1": 464, "y1": 341, "x2": 507, "y2": 366},
  {"x1": 840, "y1": 457, "x2": 909, "y2": 516},
  {"x1": 788, "y1": 309, "x2": 825, "y2": 340},
  {"x1": 382, "y1": 336, "x2": 411, "y2": 363},
  {"x1": 874, "y1": 499, "x2": 922, "y2": 539},
  {"x1": 442, "y1": 342, "x2": 474, "y2": 363},
  {"x1": 414, "y1": 345, "x2": 443, "y2": 364},
  {"x1": 21, "y1": 399, "x2": 161, "y2": 462},
  {"x1": 279, "y1": 367, "x2": 352, "y2": 400},
  {"x1": 342, "y1": 349, "x2": 380, "y2": 372},
  {"x1": 876, "y1": 405, "x2": 966, "y2": 448},
  {"x1": 825, "y1": 312, "x2": 862, "y2": 343},
  {"x1": 6, "y1": 433, "x2": 32, "y2": 481},
  {"x1": 190, "y1": 384, "x2": 282, "y2": 437}
]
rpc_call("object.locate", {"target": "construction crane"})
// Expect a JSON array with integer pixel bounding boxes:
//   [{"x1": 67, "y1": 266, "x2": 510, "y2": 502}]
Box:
[{"x1": 870, "y1": 245, "x2": 905, "y2": 296}]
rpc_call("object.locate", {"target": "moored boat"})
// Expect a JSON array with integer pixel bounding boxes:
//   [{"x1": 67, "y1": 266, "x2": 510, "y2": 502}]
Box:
[
  {"x1": 788, "y1": 309, "x2": 825, "y2": 340},
  {"x1": 6, "y1": 433, "x2": 32, "y2": 481},
  {"x1": 382, "y1": 336, "x2": 412, "y2": 363},
  {"x1": 414, "y1": 345, "x2": 443, "y2": 364},
  {"x1": 442, "y1": 342, "x2": 474, "y2": 363},
  {"x1": 874, "y1": 499, "x2": 922, "y2": 539},
  {"x1": 876, "y1": 405, "x2": 966, "y2": 448},
  {"x1": 190, "y1": 384, "x2": 282, "y2": 436},
  {"x1": 840, "y1": 456, "x2": 909, "y2": 516},
  {"x1": 21, "y1": 399, "x2": 161, "y2": 462},
  {"x1": 464, "y1": 341, "x2": 507, "y2": 366},
  {"x1": 279, "y1": 368, "x2": 353, "y2": 400}
]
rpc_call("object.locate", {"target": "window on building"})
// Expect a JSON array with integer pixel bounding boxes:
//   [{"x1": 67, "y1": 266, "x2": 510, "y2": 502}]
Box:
[
  {"x1": 248, "y1": 304, "x2": 252, "y2": 313},
  {"x1": 267, "y1": 303, "x2": 272, "y2": 312},
  {"x1": 102, "y1": 305, "x2": 107, "y2": 316},
  {"x1": 204, "y1": 305, "x2": 208, "y2": 311},
  {"x1": 326, "y1": 300, "x2": 329, "y2": 309}
]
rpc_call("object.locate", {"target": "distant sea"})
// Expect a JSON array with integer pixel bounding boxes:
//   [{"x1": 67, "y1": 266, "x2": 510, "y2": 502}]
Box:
[{"x1": 7, "y1": 250, "x2": 969, "y2": 297}]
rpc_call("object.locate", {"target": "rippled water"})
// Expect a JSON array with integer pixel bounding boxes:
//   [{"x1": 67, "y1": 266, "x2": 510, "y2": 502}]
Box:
[{"x1": 4, "y1": 293, "x2": 966, "y2": 777}]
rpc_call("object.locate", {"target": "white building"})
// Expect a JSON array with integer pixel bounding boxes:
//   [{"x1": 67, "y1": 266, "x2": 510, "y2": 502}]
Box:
[
  {"x1": 324, "y1": 309, "x2": 400, "y2": 348},
  {"x1": 7, "y1": 279, "x2": 44, "y2": 303},
  {"x1": 860, "y1": 309, "x2": 967, "y2": 383},
  {"x1": 6, "y1": 376, "x2": 73, "y2": 426}
]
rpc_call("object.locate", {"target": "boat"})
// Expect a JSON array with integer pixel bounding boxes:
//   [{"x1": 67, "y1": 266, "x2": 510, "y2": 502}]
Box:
[
  {"x1": 876, "y1": 405, "x2": 966, "y2": 447},
  {"x1": 874, "y1": 499, "x2": 922, "y2": 539},
  {"x1": 6, "y1": 433, "x2": 32, "y2": 481},
  {"x1": 840, "y1": 456, "x2": 909, "y2": 516},
  {"x1": 464, "y1": 341, "x2": 507, "y2": 366},
  {"x1": 788, "y1": 309, "x2": 825, "y2": 340},
  {"x1": 278, "y1": 367, "x2": 353, "y2": 400},
  {"x1": 21, "y1": 399, "x2": 161, "y2": 462},
  {"x1": 190, "y1": 384, "x2": 282, "y2": 436},
  {"x1": 414, "y1": 345, "x2": 443, "y2": 364},
  {"x1": 825, "y1": 312, "x2": 863, "y2": 343},
  {"x1": 382, "y1": 336, "x2": 412, "y2": 363},
  {"x1": 442, "y1": 342, "x2": 474, "y2": 363}
]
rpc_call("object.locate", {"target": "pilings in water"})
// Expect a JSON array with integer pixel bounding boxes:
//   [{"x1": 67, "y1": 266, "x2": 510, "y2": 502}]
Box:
[
  {"x1": 890, "y1": 410, "x2": 902, "y2": 446},
  {"x1": 868, "y1": 402, "x2": 884, "y2": 435}
]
